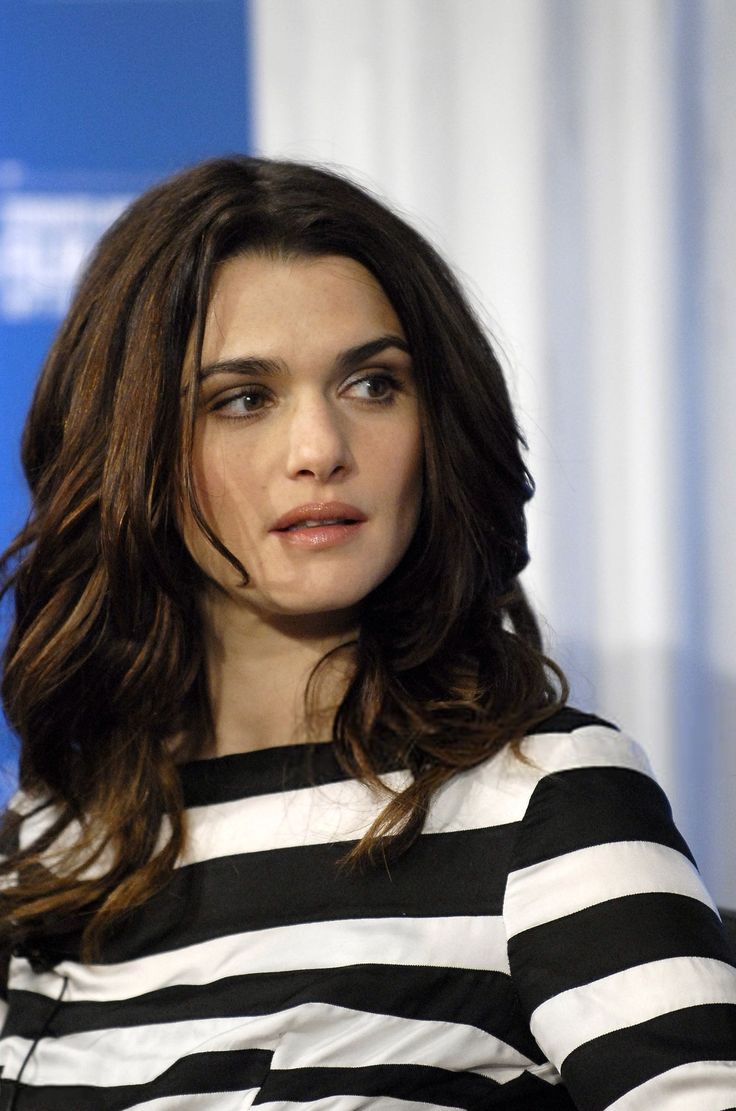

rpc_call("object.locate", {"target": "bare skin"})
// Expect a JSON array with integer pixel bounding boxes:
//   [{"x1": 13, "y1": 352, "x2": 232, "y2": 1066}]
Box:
[
  {"x1": 195, "y1": 604, "x2": 357, "y2": 757},
  {"x1": 183, "y1": 253, "x2": 423, "y2": 757}
]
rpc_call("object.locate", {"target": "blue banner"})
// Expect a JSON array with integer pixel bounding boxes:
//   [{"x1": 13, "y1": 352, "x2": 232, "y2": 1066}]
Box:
[{"x1": 0, "y1": 0, "x2": 251, "y2": 794}]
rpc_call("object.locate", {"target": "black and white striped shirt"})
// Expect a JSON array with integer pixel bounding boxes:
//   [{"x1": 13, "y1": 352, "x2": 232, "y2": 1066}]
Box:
[{"x1": 1, "y1": 707, "x2": 735, "y2": 1109}]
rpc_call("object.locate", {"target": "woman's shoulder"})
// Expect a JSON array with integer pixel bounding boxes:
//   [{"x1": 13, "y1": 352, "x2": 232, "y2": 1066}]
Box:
[
  {"x1": 507, "y1": 706, "x2": 692, "y2": 869},
  {"x1": 518, "y1": 704, "x2": 654, "y2": 779},
  {"x1": 428, "y1": 706, "x2": 653, "y2": 835}
]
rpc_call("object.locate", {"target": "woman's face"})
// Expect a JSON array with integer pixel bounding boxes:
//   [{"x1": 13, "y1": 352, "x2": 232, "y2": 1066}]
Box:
[{"x1": 183, "y1": 253, "x2": 423, "y2": 625}]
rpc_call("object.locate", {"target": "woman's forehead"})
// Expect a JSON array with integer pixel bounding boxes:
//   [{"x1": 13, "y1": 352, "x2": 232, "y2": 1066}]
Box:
[{"x1": 198, "y1": 254, "x2": 404, "y2": 366}]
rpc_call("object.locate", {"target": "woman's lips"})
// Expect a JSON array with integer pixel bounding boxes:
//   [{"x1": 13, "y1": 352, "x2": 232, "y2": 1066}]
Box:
[{"x1": 270, "y1": 502, "x2": 366, "y2": 548}]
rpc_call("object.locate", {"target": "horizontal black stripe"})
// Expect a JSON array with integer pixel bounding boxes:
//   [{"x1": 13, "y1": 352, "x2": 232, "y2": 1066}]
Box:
[
  {"x1": 526, "y1": 707, "x2": 618, "y2": 735},
  {"x1": 180, "y1": 742, "x2": 347, "y2": 807},
  {"x1": 0, "y1": 1048, "x2": 273, "y2": 1110},
  {"x1": 511, "y1": 765, "x2": 695, "y2": 869},
  {"x1": 178, "y1": 706, "x2": 610, "y2": 809},
  {"x1": 252, "y1": 1062, "x2": 572, "y2": 1110},
  {"x1": 5, "y1": 965, "x2": 545, "y2": 1063},
  {"x1": 562, "y1": 1002, "x2": 736, "y2": 1111},
  {"x1": 509, "y1": 893, "x2": 736, "y2": 1013},
  {"x1": 0, "y1": 1059, "x2": 579, "y2": 1111},
  {"x1": 179, "y1": 741, "x2": 403, "y2": 807},
  {"x1": 4, "y1": 712, "x2": 733, "y2": 1109},
  {"x1": 56, "y1": 824, "x2": 516, "y2": 963}
]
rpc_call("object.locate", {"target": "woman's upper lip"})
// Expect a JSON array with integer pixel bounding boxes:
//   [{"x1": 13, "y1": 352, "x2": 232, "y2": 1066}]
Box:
[{"x1": 270, "y1": 502, "x2": 367, "y2": 531}]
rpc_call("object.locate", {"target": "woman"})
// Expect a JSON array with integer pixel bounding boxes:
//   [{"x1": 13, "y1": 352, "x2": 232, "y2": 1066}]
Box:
[{"x1": 0, "y1": 156, "x2": 734, "y2": 1109}]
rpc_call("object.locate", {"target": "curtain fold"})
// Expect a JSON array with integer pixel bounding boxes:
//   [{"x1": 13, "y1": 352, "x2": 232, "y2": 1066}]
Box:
[{"x1": 251, "y1": 0, "x2": 736, "y2": 907}]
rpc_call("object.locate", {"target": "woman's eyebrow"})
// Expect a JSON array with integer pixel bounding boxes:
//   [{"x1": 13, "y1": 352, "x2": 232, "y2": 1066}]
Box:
[
  {"x1": 198, "y1": 333, "x2": 411, "y2": 381},
  {"x1": 337, "y1": 334, "x2": 411, "y2": 372},
  {"x1": 198, "y1": 355, "x2": 286, "y2": 380}
]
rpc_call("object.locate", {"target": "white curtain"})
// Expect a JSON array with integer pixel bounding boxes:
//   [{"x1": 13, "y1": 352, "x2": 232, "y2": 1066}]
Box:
[{"x1": 249, "y1": 0, "x2": 736, "y2": 907}]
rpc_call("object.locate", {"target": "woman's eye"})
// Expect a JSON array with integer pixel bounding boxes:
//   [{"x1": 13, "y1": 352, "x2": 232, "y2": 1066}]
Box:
[
  {"x1": 211, "y1": 385, "x2": 273, "y2": 418},
  {"x1": 346, "y1": 373, "x2": 402, "y2": 402}
]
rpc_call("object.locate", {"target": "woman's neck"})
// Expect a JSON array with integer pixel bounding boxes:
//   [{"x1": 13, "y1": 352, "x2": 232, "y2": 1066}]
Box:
[{"x1": 195, "y1": 592, "x2": 358, "y2": 757}]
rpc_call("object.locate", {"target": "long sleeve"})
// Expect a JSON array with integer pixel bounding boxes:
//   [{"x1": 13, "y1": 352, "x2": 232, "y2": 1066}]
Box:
[{"x1": 503, "y1": 726, "x2": 736, "y2": 1110}]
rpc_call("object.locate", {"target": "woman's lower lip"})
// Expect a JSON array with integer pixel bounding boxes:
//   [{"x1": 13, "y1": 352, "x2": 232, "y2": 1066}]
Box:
[{"x1": 272, "y1": 521, "x2": 364, "y2": 548}]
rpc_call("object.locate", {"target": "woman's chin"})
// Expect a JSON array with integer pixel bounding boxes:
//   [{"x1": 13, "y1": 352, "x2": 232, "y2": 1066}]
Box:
[{"x1": 202, "y1": 582, "x2": 363, "y2": 636}]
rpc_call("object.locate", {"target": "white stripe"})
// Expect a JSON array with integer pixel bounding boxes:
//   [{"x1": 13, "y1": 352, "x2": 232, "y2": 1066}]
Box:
[
  {"x1": 179, "y1": 725, "x2": 653, "y2": 863},
  {"x1": 426, "y1": 725, "x2": 652, "y2": 831},
  {"x1": 9, "y1": 914, "x2": 510, "y2": 1003},
  {"x1": 604, "y1": 1058, "x2": 736, "y2": 1110},
  {"x1": 530, "y1": 956, "x2": 736, "y2": 1066},
  {"x1": 178, "y1": 772, "x2": 407, "y2": 864},
  {"x1": 269, "y1": 1002, "x2": 534, "y2": 1080},
  {"x1": 518, "y1": 726, "x2": 654, "y2": 779},
  {"x1": 0, "y1": 1015, "x2": 276, "y2": 1086},
  {"x1": 15, "y1": 797, "x2": 63, "y2": 853},
  {"x1": 503, "y1": 840, "x2": 716, "y2": 937},
  {"x1": 47, "y1": 1086, "x2": 460, "y2": 1111},
  {"x1": 136, "y1": 1094, "x2": 259, "y2": 1110},
  {"x1": 8, "y1": 794, "x2": 113, "y2": 880},
  {"x1": 8, "y1": 726, "x2": 651, "y2": 867},
  {"x1": 0, "y1": 1001, "x2": 531, "y2": 1088}
]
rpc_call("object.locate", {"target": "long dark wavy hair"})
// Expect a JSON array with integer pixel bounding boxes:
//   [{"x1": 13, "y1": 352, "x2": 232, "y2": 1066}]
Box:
[{"x1": 0, "y1": 156, "x2": 566, "y2": 960}]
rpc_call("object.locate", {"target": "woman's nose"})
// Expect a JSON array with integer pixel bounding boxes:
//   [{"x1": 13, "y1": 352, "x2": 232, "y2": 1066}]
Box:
[{"x1": 284, "y1": 397, "x2": 352, "y2": 482}]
